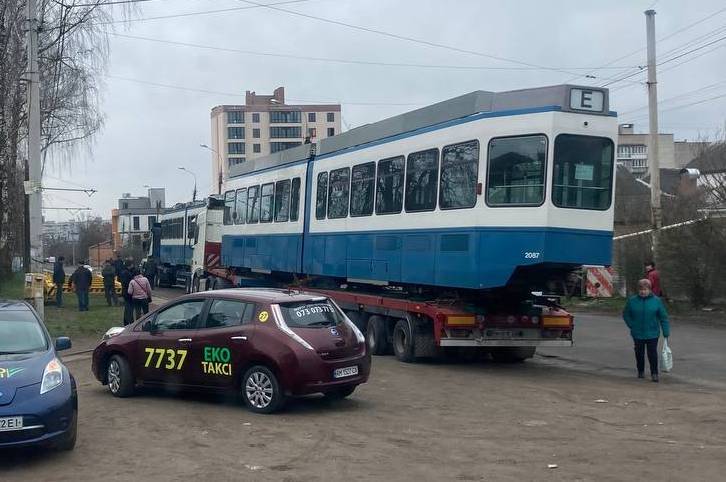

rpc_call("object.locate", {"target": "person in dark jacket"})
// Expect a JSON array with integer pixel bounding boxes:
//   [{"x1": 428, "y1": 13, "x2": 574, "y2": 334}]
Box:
[
  {"x1": 118, "y1": 262, "x2": 135, "y2": 325},
  {"x1": 52, "y1": 256, "x2": 66, "y2": 307},
  {"x1": 144, "y1": 256, "x2": 158, "y2": 290},
  {"x1": 68, "y1": 261, "x2": 92, "y2": 312},
  {"x1": 622, "y1": 278, "x2": 671, "y2": 382},
  {"x1": 101, "y1": 260, "x2": 118, "y2": 307}
]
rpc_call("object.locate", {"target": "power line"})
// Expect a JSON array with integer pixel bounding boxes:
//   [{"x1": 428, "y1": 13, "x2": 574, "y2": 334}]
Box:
[
  {"x1": 619, "y1": 79, "x2": 726, "y2": 115},
  {"x1": 629, "y1": 91, "x2": 726, "y2": 120}
]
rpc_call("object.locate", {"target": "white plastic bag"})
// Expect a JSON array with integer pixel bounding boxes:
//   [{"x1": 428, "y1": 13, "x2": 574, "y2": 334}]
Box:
[{"x1": 661, "y1": 338, "x2": 673, "y2": 373}]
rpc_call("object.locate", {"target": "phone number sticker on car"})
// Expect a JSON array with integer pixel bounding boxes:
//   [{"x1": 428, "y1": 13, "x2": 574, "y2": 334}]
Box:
[
  {"x1": 295, "y1": 305, "x2": 334, "y2": 318},
  {"x1": 144, "y1": 348, "x2": 188, "y2": 370}
]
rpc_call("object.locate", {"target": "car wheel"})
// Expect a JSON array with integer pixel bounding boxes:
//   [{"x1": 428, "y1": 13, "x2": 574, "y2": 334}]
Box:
[
  {"x1": 392, "y1": 319, "x2": 415, "y2": 363},
  {"x1": 366, "y1": 315, "x2": 388, "y2": 356},
  {"x1": 107, "y1": 354, "x2": 135, "y2": 397},
  {"x1": 56, "y1": 416, "x2": 77, "y2": 451},
  {"x1": 242, "y1": 366, "x2": 285, "y2": 414},
  {"x1": 323, "y1": 385, "x2": 356, "y2": 400}
]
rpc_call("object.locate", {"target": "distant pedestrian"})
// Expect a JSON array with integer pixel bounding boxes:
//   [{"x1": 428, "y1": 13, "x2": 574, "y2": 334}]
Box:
[
  {"x1": 644, "y1": 261, "x2": 662, "y2": 297},
  {"x1": 68, "y1": 261, "x2": 92, "y2": 312},
  {"x1": 52, "y1": 256, "x2": 66, "y2": 307},
  {"x1": 622, "y1": 279, "x2": 671, "y2": 382},
  {"x1": 144, "y1": 256, "x2": 158, "y2": 290},
  {"x1": 128, "y1": 270, "x2": 152, "y2": 320},
  {"x1": 101, "y1": 260, "x2": 118, "y2": 307},
  {"x1": 118, "y1": 262, "x2": 134, "y2": 325}
]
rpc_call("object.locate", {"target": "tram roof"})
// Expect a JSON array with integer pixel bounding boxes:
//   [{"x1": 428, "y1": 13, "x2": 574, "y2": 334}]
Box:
[{"x1": 228, "y1": 84, "x2": 611, "y2": 179}]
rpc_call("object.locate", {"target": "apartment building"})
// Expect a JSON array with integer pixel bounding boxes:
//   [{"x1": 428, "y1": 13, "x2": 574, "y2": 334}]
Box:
[
  {"x1": 209, "y1": 87, "x2": 341, "y2": 192},
  {"x1": 111, "y1": 188, "x2": 165, "y2": 248}
]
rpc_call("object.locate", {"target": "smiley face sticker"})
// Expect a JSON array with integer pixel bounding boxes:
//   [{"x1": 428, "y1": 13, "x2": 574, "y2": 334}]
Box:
[{"x1": 258, "y1": 311, "x2": 269, "y2": 323}]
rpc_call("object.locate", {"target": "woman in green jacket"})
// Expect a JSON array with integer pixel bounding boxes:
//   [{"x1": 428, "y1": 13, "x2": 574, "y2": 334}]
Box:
[{"x1": 622, "y1": 278, "x2": 671, "y2": 382}]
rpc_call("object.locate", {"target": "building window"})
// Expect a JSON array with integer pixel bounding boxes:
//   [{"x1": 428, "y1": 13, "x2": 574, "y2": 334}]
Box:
[
  {"x1": 253, "y1": 144, "x2": 261, "y2": 153},
  {"x1": 270, "y1": 142, "x2": 302, "y2": 153},
  {"x1": 133, "y1": 216, "x2": 140, "y2": 230},
  {"x1": 350, "y1": 162, "x2": 375, "y2": 217},
  {"x1": 405, "y1": 148, "x2": 439, "y2": 212},
  {"x1": 228, "y1": 157, "x2": 245, "y2": 167},
  {"x1": 253, "y1": 128, "x2": 260, "y2": 139},
  {"x1": 327, "y1": 128, "x2": 335, "y2": 137},
  {"x1": 328, "y1": 167, "x2": 350, "y2": 219},
  {"x1": 376, "y1": 156, "x2": 404, "y2": 215},
  {"x1": 122, "y1": 202, "x2": 128, "y2": 210},
  {"x1": 308, "y1": 112, "x2": 316, "y2": 122},
  {"x1": 228, "y1": 127, "x2": 244, "y2": 139},
  {"x1": 270, "y1": 126, "x2": 302, "y2": 138},
  {"x1": 307, "y1": 127, "x2": 317, "y2": 138},
  {"x1": 439, "y1": 140, "x2": 479, "y2": 210},
  {"x1": 553, "y1": 134, "x2": 614, "y2": 210},
  {"x1": 252, "y1": 113, "x2": 260, "y2": 123},
  {"x1": 327, "y1": 112, "x2": 335, "y2": 122},
  {"x1": 228, "y1": 142, "x2": 245, "y2": 154},
  {"x1": 274, "y1": 179, "x2": 291, "y2": 222},
  {"x1": 290, "y1": 177, "x2": 301, "y2": 222},
  {"x1": 247, "y1": 185, "x2": 260, "y2": 224},
  {"x1": 486, "y1": 135, "x2": 546, "y2": 206},
  {"x1": 270, "y1": 111, "x2": 301, "y2": 123},
  {"x1": 316, "y1": 172, "x2": 328, "y2": 220},
  {"x1": 227, "y1": 111, "x2": 244, "y2": 124},
  {"x1": 235, "y1": 188, "x2": 247, "y2": 224},
  {"x1": 260, "y1": 183, "x2": 274, "y2": 223}
]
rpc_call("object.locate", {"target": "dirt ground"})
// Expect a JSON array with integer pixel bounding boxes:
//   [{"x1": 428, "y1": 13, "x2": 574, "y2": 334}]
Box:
[{"x1": 3, "y1": 351, "x2": 725, "y2": 482}]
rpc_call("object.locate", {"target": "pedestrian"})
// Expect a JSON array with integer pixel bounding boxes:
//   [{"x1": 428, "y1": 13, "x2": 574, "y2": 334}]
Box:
[
  {"x1": 144, "y1": 255, "x2": 158, "y2": 290},
  {"x1": 128, "y1": 269, "x2": 153, "y2": 320},
  {"x1": 118, "y1": 262, "x2": 134, "y2": 325},
  {"x1": 68, "y1": 261, "x2": 92, "y2": 312},
  {"x1": 113, "y1": 253, "x2": 125, "y2": 279},
  {"x1": 644, "y1": 261, "x2": 663, "y2": 297},
  {"x1": 52, "y1": 256, "x2": 66, "y2": 307},
  {"x1": 622, "y1": 278, "x2": 671, "y2": 382},
  {"x1": 101, "y1": 260, "x2": 119, "y2": 307}
]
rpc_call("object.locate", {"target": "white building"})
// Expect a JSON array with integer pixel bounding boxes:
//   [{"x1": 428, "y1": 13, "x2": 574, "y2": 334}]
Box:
[{"x1": 112, "y1": 188, "x2": 165, "y2": 248}]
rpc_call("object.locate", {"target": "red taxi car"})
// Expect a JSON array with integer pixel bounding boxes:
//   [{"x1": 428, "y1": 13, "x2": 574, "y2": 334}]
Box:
[{"x1": 92, "y1": 289, "x2": 370, "y2": 413}]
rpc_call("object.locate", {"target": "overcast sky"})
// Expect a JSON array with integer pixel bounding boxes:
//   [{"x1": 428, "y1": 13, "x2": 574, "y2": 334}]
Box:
[{"x1": 42, "y1": 0, "x2": 726, "y2": 222}]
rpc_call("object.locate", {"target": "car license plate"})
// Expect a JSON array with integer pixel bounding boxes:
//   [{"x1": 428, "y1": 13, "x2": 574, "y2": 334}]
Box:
[
  {"x1": 333, "y1": 366, "x2": 358, "y2": 379},
  {"x1": 0, "y1": 416, "x2": 23, "y2": 432}
]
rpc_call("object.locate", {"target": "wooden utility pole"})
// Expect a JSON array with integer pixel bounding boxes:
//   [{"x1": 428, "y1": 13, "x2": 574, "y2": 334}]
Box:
[{"x1": 645, "y1": 9, "x2": 662, "y2": 260}]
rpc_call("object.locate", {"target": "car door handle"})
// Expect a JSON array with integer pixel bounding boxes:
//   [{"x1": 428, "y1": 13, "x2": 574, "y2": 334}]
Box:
[
  {"x1": 230, "y1": 336, "x2": 247, "y2": 341},
  {"x1": 178, "y1": 338, "x2": 193, "y2": 342}
]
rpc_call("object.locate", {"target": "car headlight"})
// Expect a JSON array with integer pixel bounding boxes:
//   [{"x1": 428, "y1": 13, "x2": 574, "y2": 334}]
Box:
[
  {"x1": 40, "y1": 358, "x2": 64, "y2": 395},
  {"x1": 102, "y1": 326, "x2": 125, "y2": 341}
]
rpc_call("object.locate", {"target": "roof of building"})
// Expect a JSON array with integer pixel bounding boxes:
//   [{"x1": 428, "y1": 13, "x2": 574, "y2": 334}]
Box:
[{"x1": 229, "y1": 84, "x2": 612, "y2": 179}]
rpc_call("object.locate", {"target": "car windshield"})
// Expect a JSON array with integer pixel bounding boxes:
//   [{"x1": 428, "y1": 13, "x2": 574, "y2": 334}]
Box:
[
  {"x1": 0, "y1": 310, "x2": 48, "y2": 354},
  {"x1": 277, "y1": 299, "x2": 345, "y2": 328}
]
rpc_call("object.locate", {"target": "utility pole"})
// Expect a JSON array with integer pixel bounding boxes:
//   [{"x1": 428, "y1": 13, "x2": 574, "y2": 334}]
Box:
[
  {"x1": 26, "y1": 0, "x2": 44, "y2": 318},
  {"x1": 645, "y1": 9, "x2": 662, "y2": 261}
]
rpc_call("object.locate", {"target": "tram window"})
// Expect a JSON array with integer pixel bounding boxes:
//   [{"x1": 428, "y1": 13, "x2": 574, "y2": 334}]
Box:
[
  {"x1": 328, "y1": 167, "x2": 350, "y2": 219},
  {"x1": 187, "y1": 215, "x2": 196, "y2": 239},
  {"x1": 290, "y1": 177, "x2": 301, "y2": 221},
  {"x1": 247, "y1": 185, "x2": 260, "y2": 224},
  {"x1": 376, "y1": 156, "x2": 404, "y2": 215},
  {"x1": 316, "y1": 172, "x2": 328, "y2": 220},
  {"x1": 405, "y1": 149, "x2": 439, "y2": 212},
  {"x1": 235, "y1": 188, "x2": 247, "y2": 224},
  {"x1": 486, "y1": 135, "x2": 547, "y2": 206},
  {"x1": 274, "y1": 179, "x2": 291, "y2": 222},
  {"x1": 350, "y1": 162, "x2": 375, "y2": 217},
  {"x1": 440, "y1": 140, "x2": 479, "y2": 209},
  {"x1": 260, "y1": 183, "x2": 274, "y2": 223},
  {"x1": 553, "y1": 134, "x2": 614, "y2": 210},
  {"x1": 223, "y1": 191, "x2": 235, "y2": 225}
]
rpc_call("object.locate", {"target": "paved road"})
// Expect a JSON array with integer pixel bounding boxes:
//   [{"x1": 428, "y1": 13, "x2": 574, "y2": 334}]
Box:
[{"x1": 539, "y1": 313, "x2": 726, "y2": 389}]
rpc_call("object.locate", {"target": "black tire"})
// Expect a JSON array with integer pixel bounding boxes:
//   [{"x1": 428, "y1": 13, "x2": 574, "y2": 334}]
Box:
[
  {"x1": 107, "y1": 354, "x2": 135, "y2": 397},
  {"x1": 392, "y1": 319, "x2": 415, "y2": 363},
  {"x1": 366, "y1": 315, "x2": 388, "y2": 356},
  {"x1": 491, "y1": 347, "x2": 536, "y2": 363},
  {"x1": 242, "y1": 366, "x2": 285, "y2": 414},
  {"x1": 323, "y1": 385, "x2": 356, "y2": 400},
  {"x1": 55, "y1": 417, "x2": 77, "y2": 451}
]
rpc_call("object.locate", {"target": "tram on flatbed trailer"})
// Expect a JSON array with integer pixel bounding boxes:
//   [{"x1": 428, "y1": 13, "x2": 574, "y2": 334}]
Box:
[{"x1": 151, "y1": 84, "x2": 617, "y2": 362}]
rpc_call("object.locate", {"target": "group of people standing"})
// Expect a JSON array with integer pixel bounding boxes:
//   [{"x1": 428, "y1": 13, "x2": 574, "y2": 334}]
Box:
[{"x1": 51, "y1": 254, "x2": 158, "y2": 325}]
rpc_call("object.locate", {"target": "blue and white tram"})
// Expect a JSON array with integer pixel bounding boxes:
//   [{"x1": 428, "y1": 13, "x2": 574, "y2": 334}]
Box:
[
  {"x1": 220, "y1": 85, "x2": 617, "y2": 293},
  {"x1": 154, "y1": 201, "x2": 207, "y2": 286}
]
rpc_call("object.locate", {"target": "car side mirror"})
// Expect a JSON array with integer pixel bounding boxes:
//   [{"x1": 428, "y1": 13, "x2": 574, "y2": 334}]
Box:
[{"x1": 55, "y1": 336, "x2": 72, "y2": 351}]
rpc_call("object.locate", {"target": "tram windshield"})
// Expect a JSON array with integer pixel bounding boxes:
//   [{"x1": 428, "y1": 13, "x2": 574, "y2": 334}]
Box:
[{"x1": 552, "y1": 134, "x2": 614, "y2": 210}]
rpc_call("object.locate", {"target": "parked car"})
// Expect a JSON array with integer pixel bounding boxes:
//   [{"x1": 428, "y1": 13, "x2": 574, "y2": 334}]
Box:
[
  {"x1": 92, "y1": 289, "x2": 370, "y2": 413},
  {"x1": 0, "y1": 300, "x2": 77, "y2": 450}
]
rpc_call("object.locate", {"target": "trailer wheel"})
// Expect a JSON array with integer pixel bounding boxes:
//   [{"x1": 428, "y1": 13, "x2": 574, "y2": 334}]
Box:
[
  {"x1": 491, "y1": 347, "x2": 536, "y2": 363},
  {"x1": 392, "y1": 319, "x2": 415, "y2": 363},
  {"x1": 366, "y1": 315, "x2": 388, "y2": 356}
]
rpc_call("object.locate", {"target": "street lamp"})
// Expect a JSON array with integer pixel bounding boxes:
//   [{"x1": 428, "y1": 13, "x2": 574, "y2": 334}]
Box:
[
  {"x1": 178, "y1": 167, "x2": 197, "y2": 202},
  {"x1": 200, "y1": 143, "x2": 223, "y2": 195}
]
